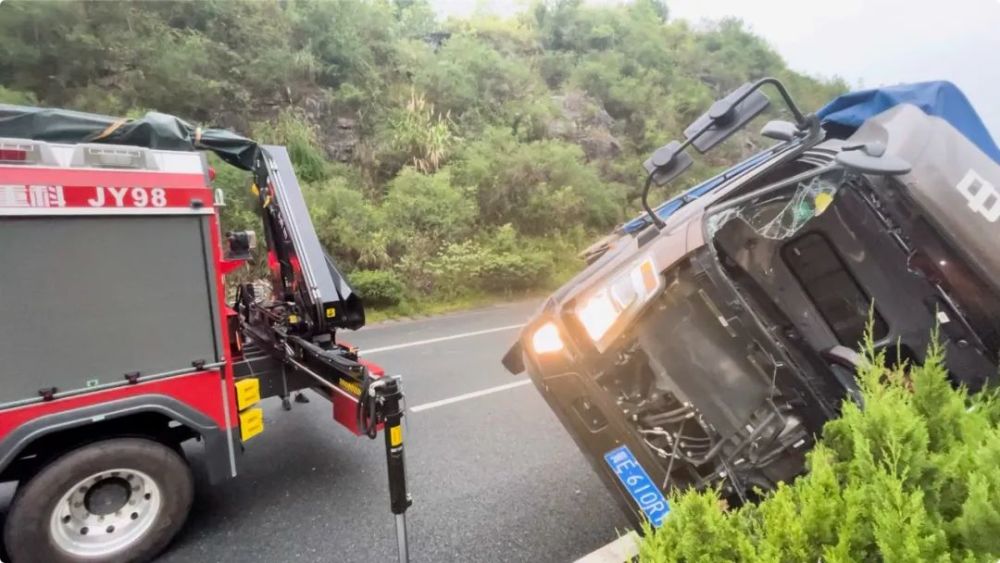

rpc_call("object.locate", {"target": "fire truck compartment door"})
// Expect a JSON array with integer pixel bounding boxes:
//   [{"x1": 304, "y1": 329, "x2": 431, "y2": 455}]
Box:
[{"x1": 0, "y1": 215, "x2": 221, "y2": 406}]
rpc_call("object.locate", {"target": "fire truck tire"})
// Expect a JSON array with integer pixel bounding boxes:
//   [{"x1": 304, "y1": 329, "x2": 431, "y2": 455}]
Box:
[{"x1": 2, "y1": 438, "x2": 194, "y2": 563}]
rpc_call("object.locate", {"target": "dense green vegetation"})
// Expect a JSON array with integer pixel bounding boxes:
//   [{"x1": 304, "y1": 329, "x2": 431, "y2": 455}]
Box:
[
  {"x1": 0, "y1": 0, "x2": 845, "y2": 313},
  {"x1": 640, "y1": 332, "x2": 1000, "y2": 562}
]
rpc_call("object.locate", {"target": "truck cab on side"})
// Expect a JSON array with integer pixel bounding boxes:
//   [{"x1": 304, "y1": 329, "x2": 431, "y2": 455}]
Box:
[{"x1": 505, "y1": 80, "x2": 1000, "y2": 530}]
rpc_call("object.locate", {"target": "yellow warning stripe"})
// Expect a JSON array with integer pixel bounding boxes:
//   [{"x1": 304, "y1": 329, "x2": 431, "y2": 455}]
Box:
[{"x1": 339, "y1": 379, "x2": 362, "y2": 396}]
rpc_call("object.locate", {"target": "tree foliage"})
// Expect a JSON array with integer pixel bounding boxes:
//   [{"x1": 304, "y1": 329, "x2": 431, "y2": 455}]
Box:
[{"x1": 0, "y1": 0, "x2": 846, "y2": 308}]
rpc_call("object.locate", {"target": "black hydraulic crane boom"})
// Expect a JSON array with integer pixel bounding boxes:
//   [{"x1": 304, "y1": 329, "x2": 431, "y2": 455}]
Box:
[
  {"x1": 244, "y1": 146, "x2": 412, "y2": 563},
  {"x1": 241, "y1": 146, "x2": 413, "y2": 563},
  {"x1": 253, "y1": 145, "x2": 364, "y2": 333}
]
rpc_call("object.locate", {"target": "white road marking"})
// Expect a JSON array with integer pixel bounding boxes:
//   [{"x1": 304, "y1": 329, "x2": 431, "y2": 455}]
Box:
[
  {"x1": 361, "y1": 323, "x2": 524, "y2": 355},
  {"x1": 409, "y1": 380, "x2": 532, "y2": 413},
  {"x1": 574, "y1": 531, "x2": 640, "y2": 563}
]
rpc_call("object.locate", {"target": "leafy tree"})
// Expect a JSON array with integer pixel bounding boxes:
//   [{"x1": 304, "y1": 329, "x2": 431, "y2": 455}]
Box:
[
  {"x1": 0, "y1": 0, "x2": 847, "y2": 307},
  {"x1": 381, "y1": 167, "x2": 475, "y2": 242},
  {"x1": 450, "y1": 128, "x2": 625, "y2": 235},
  {"x1": 410, "y1": 32, "x2": 538, "y2": 130},
  {"x1": 349, "y1": 269, "x2": 406, "y2": 306}
]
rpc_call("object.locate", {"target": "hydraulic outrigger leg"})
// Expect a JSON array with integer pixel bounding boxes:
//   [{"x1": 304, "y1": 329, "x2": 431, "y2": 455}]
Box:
[{"x1": 364, "y1": 376, "x2": 412, "y2": 563}]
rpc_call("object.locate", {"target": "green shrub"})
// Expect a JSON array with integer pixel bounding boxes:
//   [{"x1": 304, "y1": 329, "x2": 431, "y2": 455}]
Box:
[
  {"x1": 410, "y1": 33, "x2": 538, "y2": 124},
  {"x1": 478, "y1": 249, "x2": 552, "y2": 292},
  {"x1": 0, "y1": 86, "x2": 37, "y2": 105},
  {"x1": 304, "y1": 175, "x2": 386, "y2": 269},
  {"x1": 478, "y1": 224, "x2": 553, "y2": 292},
  {"x1": 639, "y1": 332, "x2": 1000, "y2": 562},
  {"x1": 349, "y1": 270, "x2": 405, "y2": 307},
  {"x1": 252, "y1": 111, "x2": 331, "y2": 184},
  {"x1": 427, "y1": 224, "x2": 553, "y2": 295},
  {"x1": 449, "y1": 128, "x2": 626, "y2": 236},
  {"x1": 381, "y1": 89, "x2": 456, "y2": 174},
  {"x1": 382, "y1": 168, "x2": 475, "y2": 243}
]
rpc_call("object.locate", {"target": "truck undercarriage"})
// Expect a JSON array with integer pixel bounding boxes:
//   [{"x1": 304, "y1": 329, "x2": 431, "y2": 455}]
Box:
[{"x1": 585, "y1": 162, "x2": 1000, "y2": 505}]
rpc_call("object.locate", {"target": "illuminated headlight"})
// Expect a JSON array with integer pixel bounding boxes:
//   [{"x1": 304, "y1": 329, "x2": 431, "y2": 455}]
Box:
[
  {"x1": 577, "y1": 289, "x2": 618, "y2": 342},
  {"x1": 575, "y1": 257, "x2": 661, "y2": 348},
  {"x1": 532, "y1": 322, "x2": 564, "y2": 354}
]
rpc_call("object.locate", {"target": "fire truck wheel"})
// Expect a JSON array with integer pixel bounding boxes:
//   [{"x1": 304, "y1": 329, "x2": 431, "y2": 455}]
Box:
[{"x1": 2, "y1": 438, "x2": 194, "y2": 563}]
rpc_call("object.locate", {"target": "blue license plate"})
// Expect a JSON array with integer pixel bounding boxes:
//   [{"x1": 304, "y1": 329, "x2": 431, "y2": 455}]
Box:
[{"x1": 604, "y1": 445, "x2": 669, "y2": 527}]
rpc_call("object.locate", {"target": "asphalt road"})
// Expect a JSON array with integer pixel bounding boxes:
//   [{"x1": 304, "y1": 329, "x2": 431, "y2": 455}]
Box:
[{"x1": 0, "y1": 300, "x2": 629, "y2": 562}]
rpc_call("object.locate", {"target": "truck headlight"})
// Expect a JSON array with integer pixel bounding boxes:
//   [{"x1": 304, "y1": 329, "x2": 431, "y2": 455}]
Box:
[
  {"x1": 575, "y1": 257, "x2": 661, "y2": 349},
  {"x1": 532, "y1": 322, "x2": 564, "y2": 354},
  {"x1": 577, "y1": 289, "x2": 619, "y2": 342}
]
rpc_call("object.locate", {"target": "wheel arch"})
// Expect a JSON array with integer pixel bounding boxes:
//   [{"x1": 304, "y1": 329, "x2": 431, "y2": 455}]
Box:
[{"x1": 0, "y1": 394, "x2": 236, "y2": 485}]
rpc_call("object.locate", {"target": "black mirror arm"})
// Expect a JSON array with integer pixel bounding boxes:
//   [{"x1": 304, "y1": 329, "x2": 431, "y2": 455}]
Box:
[
  {"x1": 724, "y1": 77, "x2": 810, "y2": 129},
  {"x1": 641, "y1": 106, "x2": 722, "y2": 229},
  {"x1": 641, "y1": 77, "x2": 816, "y2": 231},
  {"x1": 640, "y1": 172, "x2": 665, "y2": 229}
]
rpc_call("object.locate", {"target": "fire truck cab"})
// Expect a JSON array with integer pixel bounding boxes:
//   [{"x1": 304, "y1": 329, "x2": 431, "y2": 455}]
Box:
[{"x1": 0, "y1": 116, "x2": 391, "y2": 563}]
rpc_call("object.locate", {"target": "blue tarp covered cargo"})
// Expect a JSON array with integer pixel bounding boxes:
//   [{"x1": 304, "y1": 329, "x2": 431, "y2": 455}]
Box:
[
  {"x1": 623, "y1": 81, "x2": 999, "y2": 235},
  {"x1": 818, "y1": 81, "x2": 1000, "y2": 164}
]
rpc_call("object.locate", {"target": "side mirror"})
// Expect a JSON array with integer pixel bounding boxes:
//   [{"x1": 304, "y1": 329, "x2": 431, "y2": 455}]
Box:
[
  {"x1": 225, "y1": 230, "x2": 257, "y2": 261},
  {"x1": 760, "y1": 120, "x2": 799, "y2": 142},
  {"x1": 642, "y1": 141, "x2": 694, "y2": 186},
  {"x1": 835, "y1": 142, "x2": 912, "y2": 176},
  {"x1": 684, "y1": 83, "x2": 771, "y2": 153}
]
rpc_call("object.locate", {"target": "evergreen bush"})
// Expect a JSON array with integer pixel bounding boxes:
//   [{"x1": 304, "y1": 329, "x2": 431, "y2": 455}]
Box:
[
  {"x1": 640, "y1": 332, "x2": 1000, "y2": 562},
  {"x1": 349, "y1": 270, "x2": 405, "y2": 307}
]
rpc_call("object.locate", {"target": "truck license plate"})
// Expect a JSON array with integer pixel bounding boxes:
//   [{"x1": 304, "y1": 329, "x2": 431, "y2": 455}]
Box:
[{"x1": 604, "y1": 445, "x2": 669, "y2": 527}]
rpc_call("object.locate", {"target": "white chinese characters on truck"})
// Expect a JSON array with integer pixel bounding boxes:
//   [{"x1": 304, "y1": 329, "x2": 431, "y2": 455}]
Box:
[
  {"x1": 956, "y1": 169, "x2": 1000, "y2": 223},
  {"x1": 0, "y1": 184, "x2": 65, "y2": 208}
]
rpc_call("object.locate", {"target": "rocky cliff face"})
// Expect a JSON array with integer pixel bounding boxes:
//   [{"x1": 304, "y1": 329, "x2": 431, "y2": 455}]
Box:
[
  {"x1": 325, "y1": 117, "x2": 360, "y2": 162},
  {"x1": 546, "y1": 92, "x2": 622, "y2": 161}
]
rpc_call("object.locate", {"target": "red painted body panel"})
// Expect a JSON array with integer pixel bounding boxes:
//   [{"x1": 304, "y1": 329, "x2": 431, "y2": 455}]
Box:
[
  {"x1": 0, "y1": 150, "x2": 375, "y2": 467},
  {"x1": 0, "y1": 160, "x2": 237, "y2": 463},
  {"x1": 0, "y1": 184, "x2": 211, "y2": 211},
  {"x1": 332, "y1": 391, "x2": 362, "y2": 435},
  {"x1": 360, "y1": 359, "x2": 385, "y2": 377},
  {"x1": 0, "y1": 165, "x2": 206, "y2": 190},
  {"x1": 219, "y1": 258, "x2": 247, "y2": 276},
  {"x1": 332, "y1": 358, "x2": 385, "y2": 435},
  {"x1": 208, "y1": 212, "x2": 240, "y2": 428},
  {"x1": 0, "y1": 370, "x2": 230, "y2": 443}
]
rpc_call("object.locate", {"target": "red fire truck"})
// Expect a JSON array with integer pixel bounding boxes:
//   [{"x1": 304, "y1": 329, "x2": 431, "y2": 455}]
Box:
[{"x1": 0, "y1": 107, "x2": 410, "y2": 563}]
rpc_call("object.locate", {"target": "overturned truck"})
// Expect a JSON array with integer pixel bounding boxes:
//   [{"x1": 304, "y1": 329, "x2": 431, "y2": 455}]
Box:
[{"x1": 504, "y1": 80, "x2": 1000, "y2": 528}]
